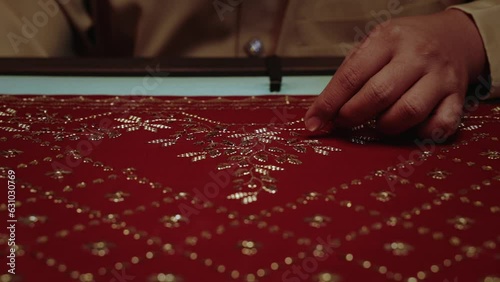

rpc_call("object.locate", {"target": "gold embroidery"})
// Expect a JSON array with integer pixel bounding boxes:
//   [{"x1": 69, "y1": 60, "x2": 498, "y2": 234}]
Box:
[
  {"x1": 148, "y1": 273, "x2": 181, "y2": 282},
  {"x1": 427, "y1": 169, "x2": 451, "y2": 180},
  {"x1": 314, "y1": 272, "x2": 342, "y2": 282},
  {"x1": 384, "y1": 241, "x2": 414, "y2": 256},
  {"x1": 105, "y1": 191, "x2": 130, "y2": 203},
  {"x1": 115, "y1": 115, "x2": 173, "y2": 132},
  {"x1": 238, "y1": 240, "x2": 260, "y2": 256},
  {"x1": 84, "y1": 241, "x2": 115, "y2": 257},
  {"x1": 462, "y1": 245, "x2": 481, "y2": 258},
  {"x1": 160, "y1": 214, "x2": 189, "y2": 228},
  {"x1": 371, "y1": 191, "x2": 396, "y2": 202},
  {"x1": 448, "y1": 216, "x2": 475, "y2": 230},
  {"x1": 2, "y1": 95, "x2": 500, "y2": 281},
  {"x1": 45, "y1": 169, "x2": 72, "y2": 180},
  {"x1": 305, "y1": 214, "x2": 331, "y2": 228},
  {"x1": 481, "y1": 150, "x2": 500, "y2": 160},
  {"x1": 19, "y1": 215, "x2": 48, "y2": 227},
  {"x1": 1, "y1": 149, "x2": 23, "y2": 158},
  {"x1": 149, "y1": 115, "x2": 340, "y2": 203}
]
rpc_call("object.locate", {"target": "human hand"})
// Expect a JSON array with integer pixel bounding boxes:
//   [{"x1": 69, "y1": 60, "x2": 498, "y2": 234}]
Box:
[{"x1": 305, "y1": 9, "x2": 487, "y2": 139}]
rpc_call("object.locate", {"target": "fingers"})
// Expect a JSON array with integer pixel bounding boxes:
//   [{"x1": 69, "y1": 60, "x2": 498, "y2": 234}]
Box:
[
  {"x1": 335, "y1": 59, "x2": 423, "y2": 127},
  {"x1": 377, "y1": 74, "x2": 446, "y2": 134},
  {"x1": 417, "y1": 93, "x2": 463, "y2": 139},
  {"x1": 304, "y1": 38, "x2": 392, "y2": 131}
]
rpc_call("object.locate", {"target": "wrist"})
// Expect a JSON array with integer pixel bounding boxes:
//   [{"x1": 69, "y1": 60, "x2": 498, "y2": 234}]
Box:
[{"x1": 442, "y1": 9, "x2": 487, "y2": 82}]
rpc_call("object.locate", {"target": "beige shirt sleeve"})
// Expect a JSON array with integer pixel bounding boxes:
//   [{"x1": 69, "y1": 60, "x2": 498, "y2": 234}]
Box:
[
  {"x1": 448, "y1": 0, "x2": 500, "y2": 98},
  {"x1": 0, "y1": 0, "x2": 80, "y2": 57}
]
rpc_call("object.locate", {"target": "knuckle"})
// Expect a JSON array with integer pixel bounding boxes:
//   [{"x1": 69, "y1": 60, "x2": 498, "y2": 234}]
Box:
[
  {"x1": 337, "y1": 65, "x2": 360, "y2": 92},
  {"x1": 369, "y1": 23, "x2": 386, "y2": 37},
  {"x1": 372, "y1": 21, "x2": 404, "y2": 41},
  {"x1": 400, "y1": 99, "x2": 425, "y2": 120},
  {"x1": 383, "y1": 23, "x2": 400, "y2": 37},
  {"x1": 443, "y1": 69, "x2": 465, "y2": 93},
  {"x1": 387, "y1": 23, "x2": 404, "y2": 38},
  {"x1": 318, "y1": 94, "x2": 337, "y2": 114},
  {"x1": 447, "y1": 83, "x2": 462, "y2": 96},
  {"x1": 415, "y1": 40, "x2": 441, "y2": 60},
  {"x1": 338, "y1": 106, "x2": 356, "y2": 123},
  {"x1": 366, "y1": 80, "x2": 393, "y2": 105}
]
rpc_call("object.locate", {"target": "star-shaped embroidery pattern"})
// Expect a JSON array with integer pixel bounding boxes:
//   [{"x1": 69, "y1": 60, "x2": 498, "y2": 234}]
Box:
[{"x1": 148, "y1": 113, "x2": 341, "y2": 204}]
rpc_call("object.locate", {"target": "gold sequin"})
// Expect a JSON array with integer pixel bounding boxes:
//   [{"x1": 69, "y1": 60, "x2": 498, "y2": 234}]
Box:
[
  {"x1": 427, "y1": 169, "x2": 451, "y2": 180},
  {"x1": 160, "y1": 214, "x2": 189, "y2": 228},
  {"x1": 256, "y1": 269, "x2": 266, "y2": 277},
  {"x1": 314, "y1": 272, "x2": 341, "y2": 282},
  {"x1": 46, "y1": 169, "x2": 72, "y2": 179},
  {"x1": 84, "y1": 241, "x2": 114, "y2": 257},
  {"x1": 151, "y1": 273, "x2": 180, "y2": 282},
  {"x1": 462, "y1": 246, "x2": 481, "y2": 258},
  {"x1": 438, "y1": 193, "x2": 454, "y2": 201},
  {"x1": 448, "y1": 216, "x2": 475, "y2": 230},
  {"x1": 483, "y1": 240, "x2": 497, "y2": 249},
  {"x1": 483, "y1": 276, "x2": 500, "y2": 282},
  {"x1": 481, "y1": 150, "x2": 500, "y2": 160},
  {"x1": 105, "y1": 191, "x2": 130, "y2": 203},
  {"x1": 1, "y1": 149, "x2": 23, "y2": 158},
  {"x1": 305, "y1": 214, "x2": 331, "y2": 228},
  {"x1": 19, "y1": 215, "x2": 47, "y2": 227},
  {"x1": 371, "y1": 191, "x2": 396, "y2": 202},
  {"x1": 384, "y1": 241, "x2": 414, "y2": 256},
  {"x1": 449, "y1": 237, "x2": 461, "y2": 246},
  {"x1": 238, "y1": 240, "x2": 259, "y2": 256},
  {"x1": 162, "y1": 244, "x2": 175, "y2": 254}
]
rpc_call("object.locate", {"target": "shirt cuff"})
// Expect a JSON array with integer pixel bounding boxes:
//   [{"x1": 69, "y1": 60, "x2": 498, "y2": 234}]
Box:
[{"x1": 448, "y1": 0, "x2": 500, "y2": 98}]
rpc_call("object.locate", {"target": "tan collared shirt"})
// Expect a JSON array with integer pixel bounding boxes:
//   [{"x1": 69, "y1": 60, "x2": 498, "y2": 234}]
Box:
[{"x1": 1, "y1": 0, "x2": 498, "y2": 94}]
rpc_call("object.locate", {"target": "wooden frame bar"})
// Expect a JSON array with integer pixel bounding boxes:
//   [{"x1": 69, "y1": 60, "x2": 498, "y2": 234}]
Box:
[{"x1": 0, "y1": 57, "x2": 342, "y2": 77}]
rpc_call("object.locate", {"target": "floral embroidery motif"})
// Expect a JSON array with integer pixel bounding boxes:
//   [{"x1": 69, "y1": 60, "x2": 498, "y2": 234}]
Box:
[
  {"x1": 114, "y1": 115, "x2": 173, "y2": 132},
  {"x1": 480, "y1": 150, "x2": 500, "y2": 160},
  {"x1": 371, "y1": 191, "x2": 396, "y2": 202},
  {"x1": 1, "y1": 149, "x2": 23, "y2": 158},
  {"x1": 384, "y1": 241, "x2": 414, "y2": 256},
  {"x1": 84, "y1": 241, "x2": 115, "y2": 257},
  {"x1": 305, "y1": 214, "x2": 332, "y2": 228},
  {"x1": 46, "y1": 169, "x2": 72, "y2": 180},
  {"x1": 105, "y1": 191, "x2": 130, "y2": 203},
  {"x1": 448, "y1": 216, "x2": 475, "y2": 230},
  {"x1": 427, "y1": 169, "x2": 451, "y2": 180},
  {"x1": 149, "y1": 113, "x2": 341, "y2": 204}
]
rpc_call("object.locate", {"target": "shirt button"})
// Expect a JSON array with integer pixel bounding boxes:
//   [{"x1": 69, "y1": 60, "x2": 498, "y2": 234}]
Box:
[{"x1": 244, "y1": 38, "x2": 264, "y2": 57}]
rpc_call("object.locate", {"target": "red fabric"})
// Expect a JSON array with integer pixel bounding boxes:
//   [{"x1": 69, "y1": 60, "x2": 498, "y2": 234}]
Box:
[{"x1": 0, "y1": 95, "x2": 499, "y2": 282}]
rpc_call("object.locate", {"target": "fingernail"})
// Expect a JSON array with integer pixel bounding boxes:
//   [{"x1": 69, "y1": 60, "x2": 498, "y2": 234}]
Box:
[{"x1": 305, "y1": 116, "x2": 323, "y2": 132}]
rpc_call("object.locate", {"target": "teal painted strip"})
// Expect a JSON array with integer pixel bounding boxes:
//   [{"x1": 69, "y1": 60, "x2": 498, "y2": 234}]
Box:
[{"x1": 0, "y1": 75, "x2": 330, "y2": 96}]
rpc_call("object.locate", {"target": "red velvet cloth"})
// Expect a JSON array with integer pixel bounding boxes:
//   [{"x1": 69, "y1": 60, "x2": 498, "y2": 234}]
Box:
[{"x1": 0, "y1": 95, "x2": 499, "y2": 282}]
